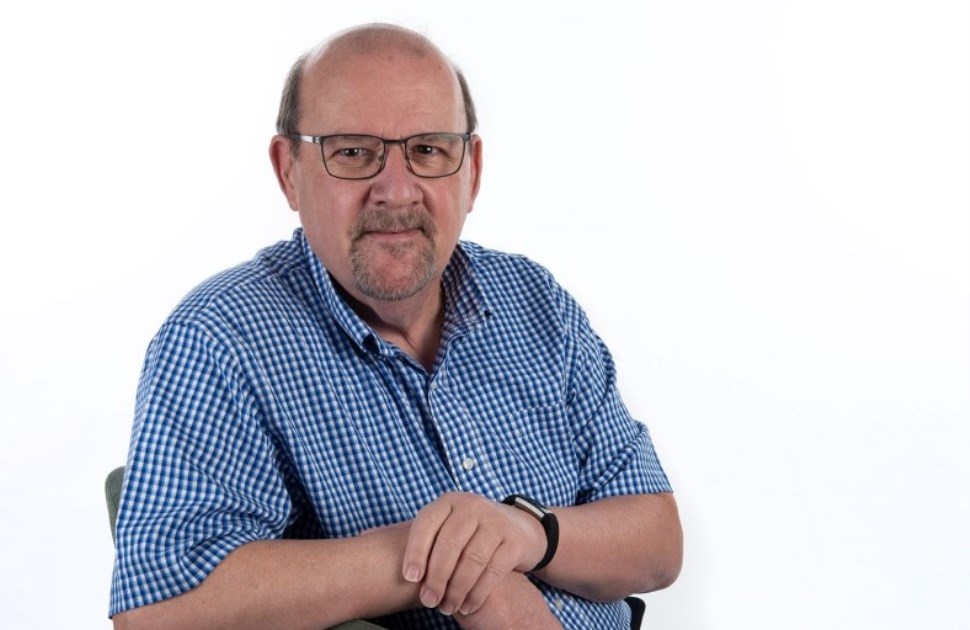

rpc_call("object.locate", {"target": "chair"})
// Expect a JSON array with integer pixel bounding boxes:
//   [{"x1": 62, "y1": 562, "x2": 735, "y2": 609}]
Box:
[
  {"x1": 626, "y1": 595, "x2": 646, "y2": 629},
  {"x1": 105, "y1": 466, "x2": 125, "y2": 542},
  {"x1": 106, "y1": 467, "x2": 643, "y2": 628}
]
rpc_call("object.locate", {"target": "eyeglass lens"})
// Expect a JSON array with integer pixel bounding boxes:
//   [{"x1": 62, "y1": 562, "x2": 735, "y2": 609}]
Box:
[{"x1": 321, "y1": 134, "x2": 466, "y2": 179}]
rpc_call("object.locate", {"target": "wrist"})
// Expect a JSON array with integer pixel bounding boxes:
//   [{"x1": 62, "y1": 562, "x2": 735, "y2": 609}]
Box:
[
  {"x1": 502, "y1": 494, "x2": 559, "y2": 572},
  {"x1": 360, "y1": 522, "x2": 423, "y2": 608}
]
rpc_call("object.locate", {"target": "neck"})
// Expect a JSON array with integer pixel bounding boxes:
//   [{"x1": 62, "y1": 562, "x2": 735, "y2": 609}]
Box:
[{"x1": 345, "y1": 282, "x2": 445, "y2": 371}]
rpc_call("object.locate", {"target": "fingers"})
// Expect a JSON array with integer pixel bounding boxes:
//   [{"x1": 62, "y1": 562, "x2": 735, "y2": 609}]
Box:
[
  {"x1": 419, "y1": 509, "x2": 482, "y2": 609},
  {"x1": 453, "y1": 541, "x2": 520, "y2": 615},
  {"x1": 434, "y1": 528, "x2": 505, "y2": 615},
  {"x1": 402, "y1": 499, "x2": 453, "y2": 584},
  {"x1": 402, "y1": 493, "x2": 529, "y2": 616}
]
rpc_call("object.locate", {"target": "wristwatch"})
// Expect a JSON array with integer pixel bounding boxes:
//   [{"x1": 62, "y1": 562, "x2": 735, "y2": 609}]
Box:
[{"x1": 502, "y1": 494, "x2": 559, "y2": 571}]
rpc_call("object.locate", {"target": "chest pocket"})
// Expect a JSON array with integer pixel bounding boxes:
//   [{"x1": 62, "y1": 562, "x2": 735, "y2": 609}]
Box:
[{"x1": 479, "y1": 404, "x2": 578, "y2": 507}]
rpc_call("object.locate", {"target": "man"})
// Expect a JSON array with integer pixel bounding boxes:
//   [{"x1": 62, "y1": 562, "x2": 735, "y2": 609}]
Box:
[{"x1": 110, "y1": 24, "x2": 682, "y2": 630}]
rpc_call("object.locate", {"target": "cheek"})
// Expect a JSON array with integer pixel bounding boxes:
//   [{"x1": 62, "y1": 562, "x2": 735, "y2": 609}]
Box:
[
  {"x1": 299, "y1": 185, "x2": 366, "y2": 234},
  {"x1": 295, "y1": 206, "x2": 341, "y2": 263}
]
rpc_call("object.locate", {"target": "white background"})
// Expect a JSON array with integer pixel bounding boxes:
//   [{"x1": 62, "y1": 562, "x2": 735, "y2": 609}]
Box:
[{"x1": 0, "y1": 1, "x2": 967, "y2": 628}]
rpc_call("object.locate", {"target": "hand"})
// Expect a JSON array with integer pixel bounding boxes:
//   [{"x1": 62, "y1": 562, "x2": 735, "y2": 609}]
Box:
[
  {"x1": 453, "y1": 571, "x2": 563, "y2": 630},
  {"x1": 402, "y1": 492, "x2": 547, "y2": 616}
]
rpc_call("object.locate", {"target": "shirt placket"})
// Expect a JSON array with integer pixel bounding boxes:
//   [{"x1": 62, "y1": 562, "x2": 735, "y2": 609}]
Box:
[{"x1": 426, "y1": 362, "x2": 492, "y2": 495}]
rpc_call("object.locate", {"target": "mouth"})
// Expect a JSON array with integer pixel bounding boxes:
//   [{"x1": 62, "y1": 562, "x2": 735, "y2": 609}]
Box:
[{"x1": 358, "y1": 226, "x2": 425, "y2": 239}]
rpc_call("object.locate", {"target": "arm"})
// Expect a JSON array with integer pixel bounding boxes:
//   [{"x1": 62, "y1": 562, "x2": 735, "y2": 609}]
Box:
[
  {"x1": 536, "y1": 492, "x2": 682, "y2": 602},
  {"x1": 114, "y1": 525, "x2": 420, "y2": 630},
  {"x1": 114, "y1": 322, "x2": 425, "y2": 629},
  {"x1": 541, "y1": 281, "x2": 682, "y2": 599},
  {"x1": 401, "y1": 491, "x2": 681, "y2": 617}
]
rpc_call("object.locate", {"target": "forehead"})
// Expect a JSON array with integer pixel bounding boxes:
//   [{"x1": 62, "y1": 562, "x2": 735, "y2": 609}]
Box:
[{"x1": 300, "y1": 46, "x2": 465, "y2": 135}]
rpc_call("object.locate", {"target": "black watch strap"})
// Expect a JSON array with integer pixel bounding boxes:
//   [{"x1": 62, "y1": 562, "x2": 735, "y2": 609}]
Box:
[{"x1": 502, "y1": 494, "x2": 559, "y2": 571}]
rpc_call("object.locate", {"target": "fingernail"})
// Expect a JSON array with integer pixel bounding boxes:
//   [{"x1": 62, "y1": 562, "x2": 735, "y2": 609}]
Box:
[
  {"x1": 439, "y1": 602, "x2": 454, "y2": 616},
  {"x1": 421, "y1": 588, "x2": 439, "y2": 608},
  {"x1": 404, "y1": 564, "x2": 420, "y2": 582}
]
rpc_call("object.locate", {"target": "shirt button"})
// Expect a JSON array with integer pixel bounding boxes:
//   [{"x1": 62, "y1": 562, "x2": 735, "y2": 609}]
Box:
[
  {"x1": 554, "y1": 598, "x2": 565, "y2": 611},
  {"x1": 430, "y1": 381, "x2": 438, "y2": 391},
  {"x1": 461, "y1": 457, "x2": 476, "y2": 471}
]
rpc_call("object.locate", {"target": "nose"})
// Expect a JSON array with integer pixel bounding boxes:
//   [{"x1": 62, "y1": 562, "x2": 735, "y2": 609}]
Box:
[{"x1": 369, "y1": 141, "x2": 421, "y2": 206}]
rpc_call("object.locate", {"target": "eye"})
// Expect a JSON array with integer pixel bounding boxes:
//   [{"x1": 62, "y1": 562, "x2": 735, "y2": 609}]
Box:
[
  {"x1": 323, "y1": 135, "x2": 383, "y2": 164},
  {"x1": 327, "y1": 145, "x2": 379, "y2": 166},
  {"x1": 411, "y1": 144, "x2": 439, "y2": 156}
]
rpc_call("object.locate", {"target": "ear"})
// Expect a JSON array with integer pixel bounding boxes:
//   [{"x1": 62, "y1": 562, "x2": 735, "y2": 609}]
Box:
[
  {"x1": 269, "y1": 135, "x2": 300, "y2": 211},
  {"x1": 466, "y1": 134, "x2": 483, "y2": 212}
]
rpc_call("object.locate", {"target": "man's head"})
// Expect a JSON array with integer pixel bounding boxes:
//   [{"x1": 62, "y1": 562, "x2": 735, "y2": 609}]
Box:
[{"x1": 269, "y1": 24, "x2": 483, "y2": 305}]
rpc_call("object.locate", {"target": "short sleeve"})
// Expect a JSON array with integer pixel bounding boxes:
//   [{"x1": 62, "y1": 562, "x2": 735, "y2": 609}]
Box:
[
  {"x1": 559, "y1": 288, "x2": 672, "y2": 504},
  {"x1": 109, "y1": 321, "x2": 293, "y2": 616}
]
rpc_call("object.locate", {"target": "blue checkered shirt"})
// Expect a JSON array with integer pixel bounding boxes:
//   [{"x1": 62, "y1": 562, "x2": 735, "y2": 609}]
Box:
[{"x1": 110, "y1": 229, "x2": 671, "y2": 628}]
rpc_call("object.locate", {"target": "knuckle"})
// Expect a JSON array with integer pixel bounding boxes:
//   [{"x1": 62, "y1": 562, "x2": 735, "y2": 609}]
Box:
[
  {"x1": 436, "y1": 534, "x2": 466, "y2": 553},
  {"x1": 461, "y1": 548, "x2": 490, "y2": 568},
  {"x1": 481, "y1": 562, "x2": 506, "y2": 580},
  {"x1": 441, "y1": 491, "x2": 465, "y2": 504}
]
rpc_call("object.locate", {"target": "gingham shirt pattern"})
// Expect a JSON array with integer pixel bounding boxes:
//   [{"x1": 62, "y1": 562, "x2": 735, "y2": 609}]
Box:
[{"x1": 110, "y1": 229, "x2": 671, "y2": 629}]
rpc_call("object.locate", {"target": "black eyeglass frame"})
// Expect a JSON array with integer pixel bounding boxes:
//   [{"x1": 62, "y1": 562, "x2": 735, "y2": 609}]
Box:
[{"x1": 290, "y1": 132, "x2": 472, "y2": 180}]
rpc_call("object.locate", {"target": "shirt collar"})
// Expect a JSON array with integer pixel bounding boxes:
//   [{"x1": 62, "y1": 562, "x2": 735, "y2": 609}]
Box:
[
  {"x1": 440, "y1": 242, "x2": 492, "y2": 340},
  {"x1": 298, "y1": 229, "x2": 492, "y2": 355}
]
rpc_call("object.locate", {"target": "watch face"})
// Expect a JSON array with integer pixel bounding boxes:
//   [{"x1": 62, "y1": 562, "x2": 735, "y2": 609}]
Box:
[{"x1": 507, "y1": 495, "x2": 549, "y2": 519}]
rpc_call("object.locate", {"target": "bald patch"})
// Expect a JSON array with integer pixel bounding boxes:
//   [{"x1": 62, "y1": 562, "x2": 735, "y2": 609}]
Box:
[{"x1": 311, "y1": 23, "x2": 439, "y2": 67}]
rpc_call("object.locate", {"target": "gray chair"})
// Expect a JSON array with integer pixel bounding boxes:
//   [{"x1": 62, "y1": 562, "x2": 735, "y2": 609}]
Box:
[{"x1": 105, "y1": 466, "x2": 125, "y2": 542}]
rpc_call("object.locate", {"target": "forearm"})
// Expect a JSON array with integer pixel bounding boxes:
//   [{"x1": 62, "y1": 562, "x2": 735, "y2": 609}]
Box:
[
  {"x1": 113, "y1": 526, "x2": 420, "y2": 630},
  {"x1": 536, "y1": 493, "x2": 682, "y2": 602}
]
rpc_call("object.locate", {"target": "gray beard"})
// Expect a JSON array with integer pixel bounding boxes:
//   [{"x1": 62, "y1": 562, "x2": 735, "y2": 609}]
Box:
[{"x1": 348, "y1": 206, "x2": 439, "y2": 302}]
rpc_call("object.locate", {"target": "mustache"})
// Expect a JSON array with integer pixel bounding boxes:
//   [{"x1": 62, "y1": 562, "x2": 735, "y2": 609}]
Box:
[{"x1": 350, "y1": 206, "x2": 437, "y2": 240}]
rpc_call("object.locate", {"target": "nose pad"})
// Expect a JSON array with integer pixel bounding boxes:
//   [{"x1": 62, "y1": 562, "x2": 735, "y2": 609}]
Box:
[
  {"x1": 379, "y1": 141, "x2": 411, "y2": 176},
  {"x1": 370, "y1": 141, "x2": 420, "y2": 203}
]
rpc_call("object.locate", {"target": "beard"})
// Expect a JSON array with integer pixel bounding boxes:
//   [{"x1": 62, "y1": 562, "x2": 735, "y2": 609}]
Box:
[{"x1": 348, "y1": 206, "x2": 439, "y2": 301}]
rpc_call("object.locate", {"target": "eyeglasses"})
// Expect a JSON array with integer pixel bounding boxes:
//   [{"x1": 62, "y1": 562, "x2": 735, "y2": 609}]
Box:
[{"x1": 291, "y1": 132, "x2": 471, "y2": 180}]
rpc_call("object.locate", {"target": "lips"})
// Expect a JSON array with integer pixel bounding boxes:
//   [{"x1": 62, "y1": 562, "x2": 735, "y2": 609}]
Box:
[
  {"x1": 357, "y1": 226, "x2": 425, "y2": 243},
  {"x1": 364, "y1": 226, "x2": 423, "y2": 235}
]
